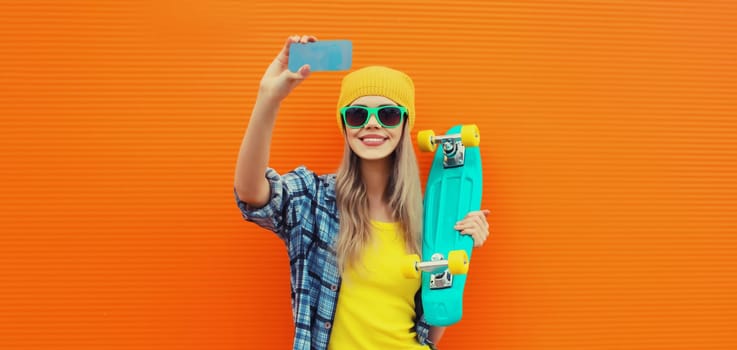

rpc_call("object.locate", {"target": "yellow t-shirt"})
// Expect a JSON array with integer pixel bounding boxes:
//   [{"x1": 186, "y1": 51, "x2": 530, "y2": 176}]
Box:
[{"x1": 328, "y1": 221, "x2": 431, "y2": 350}]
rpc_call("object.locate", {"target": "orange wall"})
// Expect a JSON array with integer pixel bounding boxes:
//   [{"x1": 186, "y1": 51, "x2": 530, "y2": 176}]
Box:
[{"x1": 2, "y1": 1, "x2": 736, "y2": 349}]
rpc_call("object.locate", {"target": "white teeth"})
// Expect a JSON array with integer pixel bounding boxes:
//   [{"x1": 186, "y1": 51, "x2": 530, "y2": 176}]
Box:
[{"x1": 363, "y1": 138, "x2": 385, "y2": 143}]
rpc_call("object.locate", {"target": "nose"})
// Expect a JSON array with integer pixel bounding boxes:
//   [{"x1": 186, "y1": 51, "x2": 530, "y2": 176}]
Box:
[{"x1": 365, "y1": 113, "x2": 381, "y2": 128}]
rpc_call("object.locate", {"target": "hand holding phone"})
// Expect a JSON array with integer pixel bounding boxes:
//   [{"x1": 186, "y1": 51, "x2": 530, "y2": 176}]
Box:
[{"x1": 288, "y1": 40, "x2": 353, "y2": 73}]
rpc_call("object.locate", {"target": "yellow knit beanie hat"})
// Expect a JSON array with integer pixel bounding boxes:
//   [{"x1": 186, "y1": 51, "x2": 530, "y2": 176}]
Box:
[{"x1": 336, "y1": 66, "x2": 415, "y2": 133}]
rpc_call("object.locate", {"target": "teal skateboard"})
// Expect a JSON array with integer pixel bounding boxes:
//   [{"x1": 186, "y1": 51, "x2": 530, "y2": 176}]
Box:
[{"x1": 402, "y1": 124, "x2": 482, "y2": 326}]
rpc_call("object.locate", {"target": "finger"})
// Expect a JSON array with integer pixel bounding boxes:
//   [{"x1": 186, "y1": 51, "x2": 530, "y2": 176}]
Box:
[
  {"x1": 477, "y1": 215, "x2": 489, "y2": 231},
  {"x1": 456, "y1": 213, "x2": 486, "y2": 230},
  {"x1": 477, "y1": 227, "x2": 488, "y2": 243},
  {"x1": 285, "y1": 64, "x2": 311, "y2": 80},
  {"x1": 459, "y1": 228, "x2": 480, "y2": 246},
  {"x1": 469, "y1": 209, "x2": 491, "y2": 217},
  {"x1": 299, "y1": 35, "x2": 310, "y2": 44},
  {"x1": 454, "y1": 221, "x2": 467, "y2": 231},
  {"x1": 472, "y1": 215, "x2": 485, "y2": 229},
  {"x1": 473, "y1": 230, "x2": 485, "y2": 247},
  {"x1": 285, "y1": 35, "x2": 300, "y2": 50},
  {"x1": 463, "y1": 224, "x2": 489, "y2": 246},
  {"x1": 462, "y1": 215, "x2": 481, "y2": 235},
  {"x1": 278, "y1": 35, "x2": 301, "y2": 63},
  {"x1": 297, "y1": 64, "x2": 311, "y2": 77},
  {"x1": 306, "y1": 35, "x2": 318, "y2": 42},
  {"x1": 470, "y1": 230, "x2": 482, "y2": 247},
  {"x1": 457, "y1": 220, "x2": 483, "y2": 235},
  {"x1": 472, "y1": 210, "x2": 490, "y2": 229},
  {"x1": 463, "y1": 211, "x2": 486, "y2": 223},
  {"x1": 455, "y1": 214, "x2": 474, "y2": 227},
  {"x1": 463, "y1": 211, "x2": 480, "y2": 219}
]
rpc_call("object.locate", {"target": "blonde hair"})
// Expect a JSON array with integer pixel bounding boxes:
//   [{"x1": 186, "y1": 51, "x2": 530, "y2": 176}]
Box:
[{"x1": 334, "y1": 123, "x2": 423, "y2": 272}]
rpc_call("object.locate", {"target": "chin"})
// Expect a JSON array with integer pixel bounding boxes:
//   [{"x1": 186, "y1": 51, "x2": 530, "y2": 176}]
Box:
[{"x1": 355, "y1": 151, "x2": 392, "y2": 160}]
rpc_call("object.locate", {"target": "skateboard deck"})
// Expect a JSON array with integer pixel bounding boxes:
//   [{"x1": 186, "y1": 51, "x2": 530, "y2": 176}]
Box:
[{"x1": 402, "y1": 124, "x2": 483, "y2": 327}]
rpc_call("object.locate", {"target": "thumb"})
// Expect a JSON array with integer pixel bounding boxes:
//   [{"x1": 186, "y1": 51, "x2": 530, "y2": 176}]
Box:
[
  {"x1": 297, "y1": 64, "x2": 311, "y2": 79},
  {"x1": 285, "y1": 64, "x2": 311, "y2": 81}
]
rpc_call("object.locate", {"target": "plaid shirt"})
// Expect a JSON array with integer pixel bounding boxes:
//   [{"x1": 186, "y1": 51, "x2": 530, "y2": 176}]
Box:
[{"x1": 234, "y1": 166, "x2": 433, "y2": 350}]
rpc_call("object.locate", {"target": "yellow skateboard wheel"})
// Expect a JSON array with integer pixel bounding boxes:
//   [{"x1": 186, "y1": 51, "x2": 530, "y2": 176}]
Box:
[
  {"x1": 417, "y1": 130, "x2": 437, "y2": 152},
  {"x1": 460, "y1": 124, "x2": 480, "y2": 147},
  {"x1": 447, "y1": 250, "x2": 469, "y2": 275},
  {"x1": 401, "y1": 254, "x2": 421, "y2": 279}
]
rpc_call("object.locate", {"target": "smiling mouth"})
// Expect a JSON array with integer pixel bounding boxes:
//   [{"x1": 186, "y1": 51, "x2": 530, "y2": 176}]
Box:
[
  {"x1": 359, "y1": 136, "x2": 388, "y2": 146},
  {"x1": 360, "y1": 137, "x2": 388, "y2": 142}
]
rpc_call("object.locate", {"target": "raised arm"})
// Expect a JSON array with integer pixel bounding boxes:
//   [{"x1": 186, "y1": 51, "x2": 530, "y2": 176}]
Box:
[{"x1": 233, "y1": 35, "x2": 316, "y2": 207}]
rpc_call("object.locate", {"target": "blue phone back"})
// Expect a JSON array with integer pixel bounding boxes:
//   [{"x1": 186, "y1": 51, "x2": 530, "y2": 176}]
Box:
[{"x1": 288, "y1": 40, "x2": 352, "y2": 72}]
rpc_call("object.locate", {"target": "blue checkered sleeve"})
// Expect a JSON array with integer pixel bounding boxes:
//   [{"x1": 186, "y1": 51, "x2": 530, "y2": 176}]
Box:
[
  {"x1": 234, "y1": 166, "x2": 316, "y2": 244},
  {"x1": 413, "y1": 289, "x2": 433, "y2": 346}
]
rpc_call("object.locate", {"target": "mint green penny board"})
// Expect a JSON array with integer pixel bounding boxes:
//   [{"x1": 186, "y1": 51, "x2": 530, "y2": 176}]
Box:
[{"x1": 413, "y1": 124, "x2": 483, "y2": 327}]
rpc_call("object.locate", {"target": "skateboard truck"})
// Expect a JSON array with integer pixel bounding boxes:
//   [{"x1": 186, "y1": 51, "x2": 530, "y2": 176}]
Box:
[
  {"x1": 417, "y1": 125, "x2": 480, "y2": 168},
  {"x1": 401, "y1": 250, "x2": 470, "y2": 284},
  {"x1": 440, "y1": 134, "x2": 466, "y2": 168},
  {"x1": 429, "y1": 253, "x2": 453, "y2": 289}
]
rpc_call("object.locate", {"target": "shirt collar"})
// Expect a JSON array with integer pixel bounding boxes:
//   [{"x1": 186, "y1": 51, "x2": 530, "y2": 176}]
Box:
[{"x1": 325, "y1": 174, "x2": 337, "y2": 201}]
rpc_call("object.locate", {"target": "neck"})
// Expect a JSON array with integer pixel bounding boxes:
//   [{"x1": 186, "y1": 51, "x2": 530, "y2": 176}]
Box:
[
  {"x1": 360, "y1": 156, "x2": 394, "y2": 221},
  {"x1": 360, "y1": 157, "x2": 391, "y2": 198}
]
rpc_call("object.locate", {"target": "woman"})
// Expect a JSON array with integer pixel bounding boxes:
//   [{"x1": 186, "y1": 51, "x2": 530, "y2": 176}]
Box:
[{"x1": 233, "y1": 35, "x2": 490, "y2": 350}]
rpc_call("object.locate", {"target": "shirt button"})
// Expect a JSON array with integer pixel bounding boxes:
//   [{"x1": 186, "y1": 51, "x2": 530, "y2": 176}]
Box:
[
  {"x1": 324, "y1": 322, "x2": 331, "y2": 329},
  {"x1": 330, "y1": 284, "x2": 337, "y2": 291}
]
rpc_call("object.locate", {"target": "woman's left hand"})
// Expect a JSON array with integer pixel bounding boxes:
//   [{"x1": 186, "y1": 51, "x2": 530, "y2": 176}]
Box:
[{"x1": 454, "y1": 209, "x2": 491, "y2": 248}]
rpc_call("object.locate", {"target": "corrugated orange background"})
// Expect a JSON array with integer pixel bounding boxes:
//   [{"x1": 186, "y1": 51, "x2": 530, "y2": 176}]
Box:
[{"x1": 2, "y1": 1, "x2": 736, "y2": 349}]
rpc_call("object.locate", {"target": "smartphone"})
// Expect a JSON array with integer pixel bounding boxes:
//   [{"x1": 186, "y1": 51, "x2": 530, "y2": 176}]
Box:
[{"x1": 288, "y1": 40, "x2": 353, "y2": 73}]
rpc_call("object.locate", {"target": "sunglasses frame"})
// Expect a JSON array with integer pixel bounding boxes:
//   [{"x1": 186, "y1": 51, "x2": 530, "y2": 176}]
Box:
[{"x1": 340, "y1": 105, "x2": 407, "y2": 129}]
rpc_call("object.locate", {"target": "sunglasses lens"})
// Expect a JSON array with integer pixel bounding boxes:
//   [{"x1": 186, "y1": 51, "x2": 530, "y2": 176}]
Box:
[
  {"x1": 378, "y1": 107, "x2": 403, "y2": 127},
  {"x1": 344, "y1": 107, "x2": 368, "y2": 127}
]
